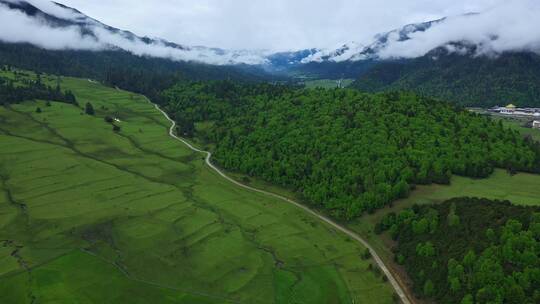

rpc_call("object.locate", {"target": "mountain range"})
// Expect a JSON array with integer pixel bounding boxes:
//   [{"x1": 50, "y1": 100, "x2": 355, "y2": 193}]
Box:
[{"x1": 1, "y1": 0, "x2": 540, "y2": 106}]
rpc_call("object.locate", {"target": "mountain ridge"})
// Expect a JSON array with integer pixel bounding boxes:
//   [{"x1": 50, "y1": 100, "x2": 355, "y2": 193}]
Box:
[
  {"x1": 0, "y1": 0, "x2": 270, "y2": 65},
  {"x1": 3, "y1": 0, "x2": 540, "y2": 106}
]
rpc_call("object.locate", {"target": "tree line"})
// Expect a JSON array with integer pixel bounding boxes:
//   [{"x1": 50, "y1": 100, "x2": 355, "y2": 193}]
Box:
[
  {"x1": 0, "y1": 42, "x2": 279, "y2": 106},
  {"x1": 352, "y1": 51, "x2": 540, "y2": 107},
  {"x1": 162, "y1": 81, "x2": 540, "y2": 219},
  {"x1": 376, "y1": 198, "x2": 540, "y2": 303},
  {"x1": 0, "y1": 69, "x2": 77, "y2": 106}
]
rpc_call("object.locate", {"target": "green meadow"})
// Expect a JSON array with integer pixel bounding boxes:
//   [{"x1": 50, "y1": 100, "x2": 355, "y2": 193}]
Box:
[
  {"x1": 0, "y1": 73, "x2": 394, "y2": 303},
  {"x1": 347, "y1": 168, "x2": 540, "y2": 272},
  {"x1": 494, "y1": 116, "x2": 540, "y2": 142}
]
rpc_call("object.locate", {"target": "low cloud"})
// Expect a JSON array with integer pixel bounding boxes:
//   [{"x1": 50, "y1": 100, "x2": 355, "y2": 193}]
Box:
[
  {"x1": 1, "y1": 0, "x2": 539, "y2": 65},
  {"x1": 0, "y1": 0, "x2": 268, "y2": 65},
  {"x1": 0, "y1": 4, "x2": 101, "y2": 50},
  {"x1": 376, "y1": 0, "x2": 540, "y2": 59}
]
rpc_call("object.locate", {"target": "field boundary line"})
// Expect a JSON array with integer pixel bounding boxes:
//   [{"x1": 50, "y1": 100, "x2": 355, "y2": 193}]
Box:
[
  {"x1": 108, "y1": 82, "x2": 413, "y2": 304},
  {"x1": 148, "y1": 98, "x2": 413, "y2": 304}
]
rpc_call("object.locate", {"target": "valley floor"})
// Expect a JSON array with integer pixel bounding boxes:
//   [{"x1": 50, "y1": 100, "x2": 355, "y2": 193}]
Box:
[
  {"x1": 348, "y1": 169, "x2": 540, "y2": 275},
  {"x1": 222, "y1": 164, "x2": 540, "y2": 303},
  {"x1": 0, "y1": 75, "x2": 394, "y2": 303}
]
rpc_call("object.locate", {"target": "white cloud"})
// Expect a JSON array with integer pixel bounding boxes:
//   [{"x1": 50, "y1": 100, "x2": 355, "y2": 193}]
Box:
[
  {"x1": 1, "y1": 0, "x2": 538, "y2": 65},
  {"x1": 376, "y1": 0, "x2": 540, "y2": 59},
  {"x1": 0, "y1": 1, "x2": 269, "y2": 65},
  {"x1": 0, "y1": 4, "x2": 101, "y2": 50},
  {"x1": 55, "y1": 0, "x2": 508, "y2": 51}
]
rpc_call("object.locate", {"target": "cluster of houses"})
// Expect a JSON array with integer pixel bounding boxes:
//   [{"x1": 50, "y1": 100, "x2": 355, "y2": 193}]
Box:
[
  {"x1": 489, "y1": 104, "x2": 540, "y2": 129},
  {"x1": 491, "y1": 104, "x2": 540, "y2": 116}
]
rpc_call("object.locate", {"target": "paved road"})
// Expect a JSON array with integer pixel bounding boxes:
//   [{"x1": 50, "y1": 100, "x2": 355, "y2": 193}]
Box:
[{"x1": 146, "y1": 97, "x2": 413, "y2": 304}]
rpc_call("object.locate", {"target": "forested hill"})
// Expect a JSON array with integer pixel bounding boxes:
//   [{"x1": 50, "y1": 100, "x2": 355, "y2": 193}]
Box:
[
  {"x1": 163, "y1": 82, "x2": 540, "y2": 219},
  {"x1": 0, "y1": 42, "x2": 275, "y2": 104},
  {"x1": 376, "y1": 198, "x2": 540, "y2": 303},
  {"x1": 351, "y1": 51, "x2": 540, "y2": 107},
  {"x1": 0, "y1": 67, "x2": 77, "y2": 106}
]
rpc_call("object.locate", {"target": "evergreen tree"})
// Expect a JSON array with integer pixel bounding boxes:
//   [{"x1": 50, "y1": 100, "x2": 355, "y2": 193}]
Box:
[
  {"x1": 85, "y1": 102, "x2": 95, "y2": 115},
  {"x1": 377, "y1": 198, "x2": 540, "y2": 303},
  {"x1": 162, "y1": 81, "x2": 540, "y2": 218}
]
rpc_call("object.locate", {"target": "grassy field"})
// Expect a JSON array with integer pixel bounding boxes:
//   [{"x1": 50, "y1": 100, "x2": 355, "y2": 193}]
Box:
[
  {"x1": 345, "y1": 168, "x2": 540, "y2": 278},
  {"x1": 467, "y1": 109, "x2": 540, "y2": 142},
  {"x1": 0, "y1": 72, "x2": 394, "y2": 303},
  {"x1": 303, "y1": 79, "x2": 354, "y2": 89},
  {"x1": 219, "y1": 152, "x2": 540, "y2": 298},
  {"x1": 494, "y1": 116, "x2": 540, "y2": 142}
]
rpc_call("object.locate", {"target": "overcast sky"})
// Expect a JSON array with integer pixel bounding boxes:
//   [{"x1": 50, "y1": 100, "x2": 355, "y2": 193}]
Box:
[
  {"x1": 56, "y1": 0, "x2": 508, "y2": 51},
  {"x1": 1, "y1": 0, "x2": 538, "y2": 65}
]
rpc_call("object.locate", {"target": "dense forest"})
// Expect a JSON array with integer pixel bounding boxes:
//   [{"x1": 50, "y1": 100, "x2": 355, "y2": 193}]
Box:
[
  {"x1": 376, "y1": 198, "x2": 540, "y2": 303},
  {"x1": 0, "y1": 67, "x2": 77, "y2": 105},
  {"x1": 352, "y1": 50, "x2": 540, "y2": 107},
  {"x1": 162, "y1": 81, "x2": 540, "y2": 218},
  {"x1": 0, "y1": 42, "x2": 275, "y2": 104}
]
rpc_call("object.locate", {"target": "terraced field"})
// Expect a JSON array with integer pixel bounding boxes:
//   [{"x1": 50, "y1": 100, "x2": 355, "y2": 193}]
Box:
[{"x1": 0, "y1": 74, "x2": 394, "y2": 303}]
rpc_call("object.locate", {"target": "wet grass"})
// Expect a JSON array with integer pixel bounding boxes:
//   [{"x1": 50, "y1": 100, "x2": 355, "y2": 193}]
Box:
[
  {"x1": 0, "y1": 73, "x2": 394, "y2": 303},
  {"x1": 493, "y1": 116, "x2": 540, "y2": 142},
  {"x1": 343, "y1": 168, "x2": 540, "y2": 293}
]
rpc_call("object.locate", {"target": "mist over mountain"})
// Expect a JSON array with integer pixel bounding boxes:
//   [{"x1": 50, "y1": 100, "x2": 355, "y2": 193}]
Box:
[
  {"x1": 0, "y1": 0, "x2": 269, "y2": 65},
  {"x1": 2, "y1": 0, "x2": 540, "y2": 70},
  {"x1": 351, "y1": 48, "x2": 540, "y2": 107},
  {"x1": 2, "y1": 0, "x2": 540, "y2": 106},
  {"x1": 302, "y1": 1, "x2": 540, "y2": 63}
]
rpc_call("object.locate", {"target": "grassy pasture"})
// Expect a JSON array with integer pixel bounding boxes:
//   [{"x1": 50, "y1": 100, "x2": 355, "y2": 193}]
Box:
[
  {"x1": 494, "y1": 116, "x2": 540, "y2": 142},
  {"x1": 345, "y1": 168, "x2": 540, "y2": 279},
  {"x1": 0, "y1": 73, "x2": 394, "y2": 303},
  {"x1": 214, "y1": 133, "x2": 540, "y2": 296}
]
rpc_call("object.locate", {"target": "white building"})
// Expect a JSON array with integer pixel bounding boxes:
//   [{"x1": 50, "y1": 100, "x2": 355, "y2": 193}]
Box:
[
  {"x1": 499, "y1": 104, "x2": 516, "y2": 114},
  {"x1": 533, "y1": 121, "x2": 540, "y2": 129},
  {"x1": 493, "y1": 104, "x2": 540, "y2": 117}
]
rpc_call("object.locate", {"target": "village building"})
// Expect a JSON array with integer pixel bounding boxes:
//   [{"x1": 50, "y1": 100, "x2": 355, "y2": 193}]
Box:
[
  {"x1": 490, "y1": 104, "x2": 540, "y2": 117},
  {"x1": 500, "y1": 104, "x2": 516, "y2": 114},
  {"x1": 533, "y1": 120, "x2": 540, "y2": 129}
]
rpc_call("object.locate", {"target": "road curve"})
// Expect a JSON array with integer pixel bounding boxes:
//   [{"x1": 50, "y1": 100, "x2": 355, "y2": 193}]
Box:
[
  {"x1": 142, "y1": 97, "x2": 413, "y2": 304},
  {"x1": 106, "y1": 81, "x2": 413, "y2": 303}
]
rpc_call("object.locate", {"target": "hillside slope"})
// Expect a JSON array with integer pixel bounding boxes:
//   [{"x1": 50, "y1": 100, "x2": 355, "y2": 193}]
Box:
[
  {"x1": 352, "y1": 51, "x2": 540, "y2": 107},
  {"x1": 0, "y1": 42, "x2": 272, "y2": 104},
  {"x1": 162, "y1": 81, "x2": 540, "y2": 219},
  {"x1": 0, "y1": 71, "x2": 394, "y2": 303}
]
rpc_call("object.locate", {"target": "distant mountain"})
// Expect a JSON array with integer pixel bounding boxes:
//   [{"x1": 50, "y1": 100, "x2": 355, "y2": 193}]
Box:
[
  {"x1": 352, "y1": 48, "x2": 540, "y2": 107},
  {"x1": 264, "y1": 17, "x2": 462, "y2": 79},
  {"x1": 260, "y1": 18, "x2": 445, "y2": 72},
  {"x1": 264, "y1": 48, "x2": 376, "y2": 79},
  {"x1": 303, "y1": 18, "x2": 445, "y2": 63},
  {"x1": 0, "y1": 0, "x2": 268, "y2": 65},
  {"x1": 0, "y1": 0, "x2": 281, "y2": 105},
  {"x1": 2, "y1": 0, "x2": 540, "y2": 106},
  {"x1": 263, "y1": 49, "x2": 319, "y2": 72},
  {"x1": 296, "y1": 12, "x2": 540, "y2": 107},
  {"x1": 0, "y1": 0, "x2": 452, "y2": 78},
  {"x1": 0, "y1": 0, "x2": 177, "y2": 47}
]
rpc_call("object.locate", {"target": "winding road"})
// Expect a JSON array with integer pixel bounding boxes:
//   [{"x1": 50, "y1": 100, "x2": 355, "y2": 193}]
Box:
[
  {"x1": 145, "y1": 97, "x2": 414, "y2": 304},
  {"x1": 101, "y1": 80, "x2": 412, "y2": 303}
]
